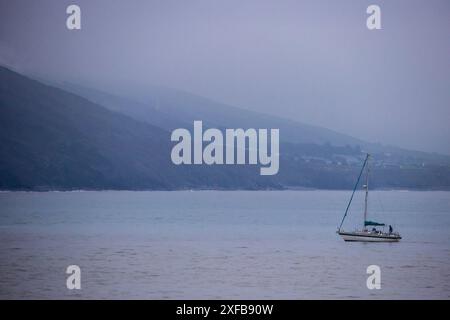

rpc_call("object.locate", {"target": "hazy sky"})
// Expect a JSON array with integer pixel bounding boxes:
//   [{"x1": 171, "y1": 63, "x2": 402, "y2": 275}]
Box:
[{"x1": 1, "y1": 0, "x2": 449, "y2": 154}]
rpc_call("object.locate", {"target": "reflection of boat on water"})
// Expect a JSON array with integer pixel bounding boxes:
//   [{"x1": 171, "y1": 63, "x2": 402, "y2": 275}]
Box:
[{"x1": 337, "y1": 154, "x2": 401, "y2": 242}]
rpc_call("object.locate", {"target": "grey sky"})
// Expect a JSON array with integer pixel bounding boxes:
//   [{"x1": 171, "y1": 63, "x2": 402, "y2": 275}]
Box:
[{"x1": 1, "y1": 0, "x2": 449, "y2": 154}]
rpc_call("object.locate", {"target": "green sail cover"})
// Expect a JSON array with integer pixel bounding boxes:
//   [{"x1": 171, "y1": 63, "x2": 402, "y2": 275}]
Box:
[{"x1": 365, "y1": 220, "x2": 385, "y2": 226}]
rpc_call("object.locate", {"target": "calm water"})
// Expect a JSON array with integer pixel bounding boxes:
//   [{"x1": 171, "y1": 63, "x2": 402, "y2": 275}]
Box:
[{"x1": 0, "y1": 191, "x2": 449, "y2": 299}]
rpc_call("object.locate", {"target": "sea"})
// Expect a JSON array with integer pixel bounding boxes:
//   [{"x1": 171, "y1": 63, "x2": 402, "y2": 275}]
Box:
[{"x1": 0, "y1": 190, "x2": 449, "y2": 299}]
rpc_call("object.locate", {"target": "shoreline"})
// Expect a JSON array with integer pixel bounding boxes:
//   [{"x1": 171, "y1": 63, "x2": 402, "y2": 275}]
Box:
[{"x1": 1, "y1": 188, "x2": 450, "y2": 193}]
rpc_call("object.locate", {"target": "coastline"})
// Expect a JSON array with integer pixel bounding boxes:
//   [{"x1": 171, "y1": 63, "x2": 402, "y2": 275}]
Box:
[{"x1": 2, "y1": 187, "x2": 450, "y2": 193}]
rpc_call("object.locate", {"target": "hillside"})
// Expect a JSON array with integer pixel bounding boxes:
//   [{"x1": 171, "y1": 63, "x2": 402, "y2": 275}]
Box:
[
  {"x1": 59, "y1": 82, "x2": 364, "y2": 147},
  {"x1": 1, "y1": 66, "x2": 450, "y2": 190},
  {"x1": 0, "y1": 67, "x2": 282, "y2": 190}
]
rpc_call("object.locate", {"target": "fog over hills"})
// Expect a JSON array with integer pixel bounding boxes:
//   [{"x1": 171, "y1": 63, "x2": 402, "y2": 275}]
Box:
[
  {"x1": 57, "y1": 78, "x2": 450, "y2": 165},
  {"x1": 58, "y1": 81, "x2": 364, "y2": 147},
  {"x1": 1, "y1": 66, "x2": 450, "y2": 191},
  {"x1": 2, "y1": 1, "x2": 449, "y2": 155}
]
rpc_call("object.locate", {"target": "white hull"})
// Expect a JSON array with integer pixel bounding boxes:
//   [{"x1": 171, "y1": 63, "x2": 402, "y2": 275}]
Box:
[{"x1": 338, "y1": 231, "x2": 401, "y2": 242}]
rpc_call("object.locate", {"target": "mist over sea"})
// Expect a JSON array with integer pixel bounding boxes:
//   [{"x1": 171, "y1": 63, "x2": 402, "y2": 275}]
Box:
[{"x1": 0, "y1": 191, "x2": 449, "y2": 299}]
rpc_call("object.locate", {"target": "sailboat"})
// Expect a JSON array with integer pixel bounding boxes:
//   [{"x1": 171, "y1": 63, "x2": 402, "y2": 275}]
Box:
[{"x1": 337, "y1": 154, "x2": 401, "y2": 242}]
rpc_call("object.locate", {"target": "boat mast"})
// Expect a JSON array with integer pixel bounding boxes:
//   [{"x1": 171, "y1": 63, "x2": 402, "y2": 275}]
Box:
[
  {"x1": 337, "y1": 153, "x2": 370, "y2": 231},
  {"x1": 363, "y1": 154, "x2": 370, "y2": 229}
]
